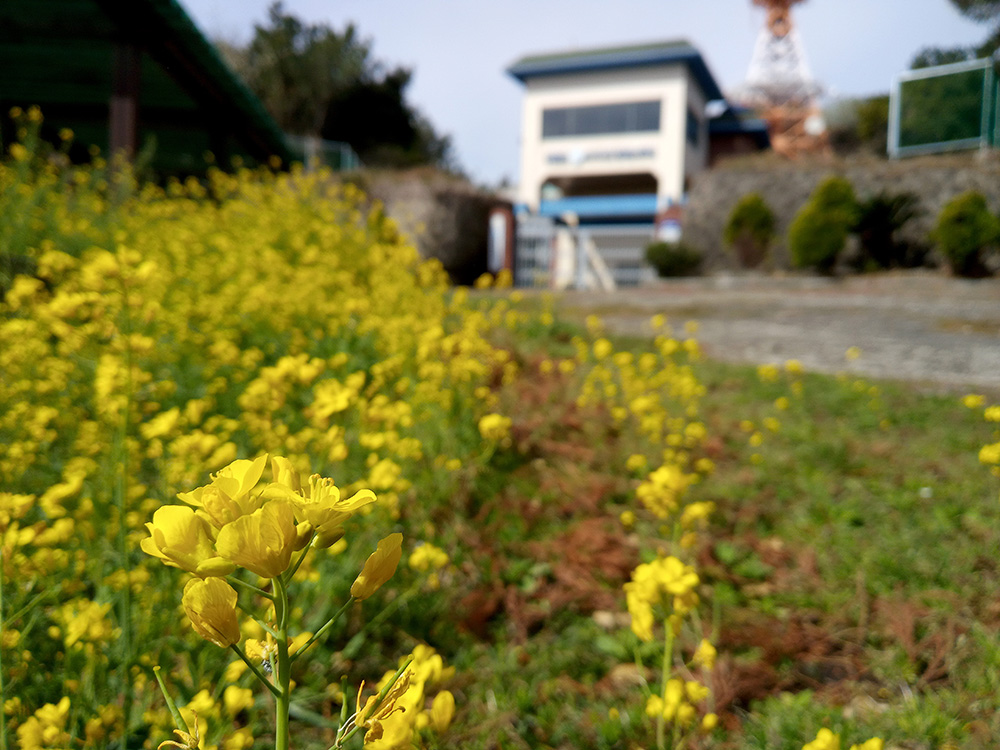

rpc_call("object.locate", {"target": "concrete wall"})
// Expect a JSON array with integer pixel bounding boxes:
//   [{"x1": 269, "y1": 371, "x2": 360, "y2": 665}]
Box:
[
  {"x1": 683, "y1": 153, "x2": 1000, "y2": 271},
  {"x1": 362, "y1": 168, "x2": 496, "y2": 285}
]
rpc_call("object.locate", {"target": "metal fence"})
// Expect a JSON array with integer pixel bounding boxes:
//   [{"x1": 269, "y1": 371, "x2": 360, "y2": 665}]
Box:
[
  {"x1": 888, "y1": 58, "x2": 998, "y2": 158},
  {"x1": 513, "y1": 216, "x2": 655, "y2": 289},
  {"x1": 513, "y1": 215, "x2": 556, "y2": 288},
  {"x1": 285, "y1": 135, "x2": 362, "y2": 171}
]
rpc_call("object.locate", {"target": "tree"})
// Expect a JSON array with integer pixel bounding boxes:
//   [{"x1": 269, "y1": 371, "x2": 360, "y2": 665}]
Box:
[
  {"x1": 321, "y1": 68, "x2": 454, "y2": 169},
  {"x1": 911, "y1": 0, "x2": 1000, "y2": 67},
  {"x1": 824, "y1": 95, "x2": 889, "y2": 155},
  {"x1": 223, "y1": 3, "x2": 455, "y2": 169},
  {"x1": 230, "y1": 3, "x2": 370, "y2": 136}
]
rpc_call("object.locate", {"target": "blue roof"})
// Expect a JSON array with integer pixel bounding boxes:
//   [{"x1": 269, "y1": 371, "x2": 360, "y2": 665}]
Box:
[
  {"x1": 507, "y1": 39, "x2": 724, "y2": 101},
  {"x1": 708, "y1": 108, "x2": 771, "y2": 147}
]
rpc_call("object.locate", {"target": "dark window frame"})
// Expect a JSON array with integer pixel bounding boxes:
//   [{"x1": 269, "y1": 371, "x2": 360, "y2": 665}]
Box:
[{"x1": 542, "y1": 100, "x2": 661, "y2": 138}]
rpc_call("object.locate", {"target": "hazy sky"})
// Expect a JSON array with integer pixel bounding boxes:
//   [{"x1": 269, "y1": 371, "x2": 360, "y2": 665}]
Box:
[{"x1": 178, "y1": 0, "x2": 987, "y2": 185}]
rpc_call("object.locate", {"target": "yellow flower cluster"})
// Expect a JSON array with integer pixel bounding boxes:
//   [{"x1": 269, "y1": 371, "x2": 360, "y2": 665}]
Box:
[
  {"x1": 358, "y1": 645, "x2": 456, "y2": 749},
  {"x1": 624, "y1": 556, "x2": 699, "y2": 642},
  {"x1": 142, "y1": 455, "x2": 392, "y2": 647},
  {"x1": 15, "y1": 697, "x2": 71, "y2": 750},
  {"x1": 644, "y1": 678, "x2": 711, "y2": 729},
  {"x1": 802, "y1": 728, "x2": 883, "y2": 750},
  {"x1": 975, "y1": 400, "x2": 1000, "y2": 482},
  {"x1": 477, "y1": 413, "x2": 513, "y2": 444},
  {"x1": 635, "y1": 464, "x2": 696, "y2": 520},
  {"x1": 1, "y1": 149, "x2": 517, "y2": 738},
  {"x1": 408, "y1": 542, "x2": 450, "y2": 589}
]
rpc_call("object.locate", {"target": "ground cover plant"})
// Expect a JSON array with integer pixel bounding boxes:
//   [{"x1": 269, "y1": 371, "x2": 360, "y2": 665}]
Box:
[{"x1": 2, "y1": 116, "x2": 1000, "y2": 750}]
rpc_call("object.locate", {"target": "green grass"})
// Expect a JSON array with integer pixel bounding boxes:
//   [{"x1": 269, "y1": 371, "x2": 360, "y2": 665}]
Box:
[{"x1": 436, "y1": 304, "x2": 1000, "y2": 750}]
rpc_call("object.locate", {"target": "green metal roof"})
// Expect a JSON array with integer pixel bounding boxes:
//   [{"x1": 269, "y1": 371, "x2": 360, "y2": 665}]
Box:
[
  {"x1": 507, "y1": 39, "x2": 725, "y2": 101},
  {"x1": 0, "y1": 0, "x2": 292, "y2": 173}
]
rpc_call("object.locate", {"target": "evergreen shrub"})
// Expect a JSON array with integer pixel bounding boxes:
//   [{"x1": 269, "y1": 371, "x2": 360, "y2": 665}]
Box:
[
  {"x1": 788, "y1": 176, "x2": 858, "y2": 273},
  {"x1": 645, "y1": 241, "x2": 702, "y2": 277},
  {"x1": 723, "y1": 193, "x2": 776, "y2": 268},
  {"x1": 932, "y1": 190, "x2": 999, "y2": 277}
]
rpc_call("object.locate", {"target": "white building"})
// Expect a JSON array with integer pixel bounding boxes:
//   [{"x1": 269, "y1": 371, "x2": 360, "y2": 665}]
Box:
[{"x1": 507, "y1": 39, "x2": 728, "y2": 223}]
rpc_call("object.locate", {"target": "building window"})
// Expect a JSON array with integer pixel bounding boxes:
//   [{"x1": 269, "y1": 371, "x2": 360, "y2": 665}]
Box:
[
  {"x1": 542, "y1": 100, "x2": 661, "y2": 138},
  {"x1": 686, "y1": 107, "x2": 701, "y2": 146}
]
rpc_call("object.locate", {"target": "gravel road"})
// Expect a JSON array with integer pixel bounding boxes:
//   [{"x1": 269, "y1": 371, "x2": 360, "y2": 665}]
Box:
[{"x1": 554, "y1": 271, "x2": 1000, "y2": 393}]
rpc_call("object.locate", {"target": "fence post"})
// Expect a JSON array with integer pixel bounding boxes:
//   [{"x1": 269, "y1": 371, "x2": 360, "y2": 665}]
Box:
[{"x1": 576, "y1": 228, "x2": 588, "y2": 290}]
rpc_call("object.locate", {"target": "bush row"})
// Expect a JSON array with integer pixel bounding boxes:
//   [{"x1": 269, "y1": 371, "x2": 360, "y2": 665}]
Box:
[{"x1": 646, "y1": 181, "x2": 1000, "y2": 278}]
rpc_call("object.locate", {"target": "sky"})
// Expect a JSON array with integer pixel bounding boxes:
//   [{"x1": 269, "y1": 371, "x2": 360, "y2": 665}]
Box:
[{"x1": 178, "y1": 0, "x2": 988, "y2": 186}]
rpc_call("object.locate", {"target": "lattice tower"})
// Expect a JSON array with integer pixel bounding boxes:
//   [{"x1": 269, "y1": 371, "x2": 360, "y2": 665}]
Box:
[{"x1": 742, "y1": 0, "x2": 830, "y2": 158}]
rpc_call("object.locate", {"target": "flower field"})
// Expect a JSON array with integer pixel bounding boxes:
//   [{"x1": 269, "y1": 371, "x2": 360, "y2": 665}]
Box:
[{"x1": 2, "y1": 122, "x2": 1000, "y2": 750}]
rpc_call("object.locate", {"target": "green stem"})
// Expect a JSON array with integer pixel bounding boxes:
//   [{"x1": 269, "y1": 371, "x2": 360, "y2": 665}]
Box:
[
  {"x1": 273, "y1": 576, "x2": 292, "y2": 750},
  {"x1": 331, "y1": 659, "x2": 412, "y2": 750},
  {"x1": 3, "y1": 585, "x2": 59, "y2": 626},
  {"x1": 245, "y1": 614, "x2": 280, "y2": 641},
  {"x1": 1, "y1": 547, "x2": 7, "y2": 750},
  {"x1": 689, "y1": 606, "x2": 716, "y2": 716},
  {"x1": 228, "y1": 643, "x2": 281, "y2": 699},
  {"x1": 114, "y1": 266, "x2": 135, "y2": 743},
  {"x1": 284, "y1": 532, "x2": 315, "y2": 583},
  {"x1": 228, "y1": 576, "x2": 274, "y2": 601},
  {"x1": 152, "y1": 666, "x2": 187, "y2": 732},
  {"x1": 656, "y1": 617, "x2": 676, "y2": 750},
  {"x1": 291, "y1": 597, "x2": 354, "y2": 663}
]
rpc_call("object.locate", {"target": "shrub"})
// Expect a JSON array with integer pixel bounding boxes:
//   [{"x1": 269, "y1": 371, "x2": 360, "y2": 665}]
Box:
[
  {"x1": 812, "y1": 175, "x2": 858, "y2": 218},
  {"x1": 788, "y1": 176, "x2": 858, "y2": 273},
  {"x1": 854, "y1": 191, "x2": 923, "y2": 269},
  {"x1": 932, "y1": 190, "x2": 999, "y2": 277},
  {"x1": 723, "y1": 193, "x2": 776, "y2": 268},
  {"x1": 645, "y1": 241, "x2": 702, "y2": 277}
]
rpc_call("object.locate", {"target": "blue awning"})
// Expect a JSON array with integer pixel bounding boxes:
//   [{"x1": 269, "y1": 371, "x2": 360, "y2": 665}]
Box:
[{"x1": 538, "y1": 194, "x2": 658, "y2": 219}]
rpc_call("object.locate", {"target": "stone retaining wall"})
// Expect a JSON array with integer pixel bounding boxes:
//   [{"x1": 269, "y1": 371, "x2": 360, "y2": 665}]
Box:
[
  {"x1": 684, "y1": 153, "x2": 1000, "y2": 271},
  {"x1": 361, "y1": 168, "x2": 497, "y2": 285}
]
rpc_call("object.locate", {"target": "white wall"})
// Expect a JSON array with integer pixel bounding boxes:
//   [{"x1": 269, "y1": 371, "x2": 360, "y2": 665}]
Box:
[{"x1": 516, "y1": 63, "x2": 696, "y2": 211}]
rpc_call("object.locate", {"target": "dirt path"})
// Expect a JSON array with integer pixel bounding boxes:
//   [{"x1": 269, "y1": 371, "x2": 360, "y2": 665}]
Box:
[{"x1": 554, "y1": 271, "x2": 1000, "y2": 393}]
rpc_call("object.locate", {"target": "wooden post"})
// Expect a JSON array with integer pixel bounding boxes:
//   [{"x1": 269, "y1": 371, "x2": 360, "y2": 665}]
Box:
[{"x1": 109, "y1": 42, "x2": 141, "y2": 159}]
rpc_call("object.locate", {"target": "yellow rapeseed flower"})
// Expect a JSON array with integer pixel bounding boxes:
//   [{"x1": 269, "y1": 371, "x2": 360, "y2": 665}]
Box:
[
  {"x1": 408, "y1": 542, "x2": 449, "y2": 572},
  {"x1": 178, "y1": 455, "x2": 268, "y2": 530},
  {"x1": 267, "y1": 457, "x2": 377, "y2": 541},
  {"x1": 478, "y1": 413, "x2": 512, "y2": 443},
  {"x1": 355, "y1": 670, "x2": 412, "y2": 743},
  {"x1": 352, "y1": 532, "x2": 403, "y2": 600},
  {"x1": 429, "y1": 690, "x2": 456, "y2": 732},
  {"x1": 691, "y1": 638, "x2": 717, "y2": 669},
  {"x1": 141, "y1": 505, "x2": 235, "y2": 577},
  {"x1": 803, "y1": 728, "x2": 840, "y2": 750},
  {"x1": 182, "y1": 577, "x2": 241, "y2": 648},
  {"x1": 624, "y1": 556, "x2": 699, "y2": 641},
  {"x1": 215, "y1": 500, "x2": 297, "y2": 578},
  {"x1": 223, "y1": 685, "x2": 254, "y2": 716},
  {"x1": 962, "y1": 394, "x2": 986, "y2": 409}
]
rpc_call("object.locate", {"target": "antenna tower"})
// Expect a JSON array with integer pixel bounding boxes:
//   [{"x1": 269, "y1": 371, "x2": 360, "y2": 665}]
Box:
[{"x1": 742, "y1": 0, "x2": 830, "y2": 158}]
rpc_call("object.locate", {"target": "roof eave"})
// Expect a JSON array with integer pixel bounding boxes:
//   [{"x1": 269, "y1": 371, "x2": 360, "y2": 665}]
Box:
[{"x1": 507, "y1": 45, "x2": 724, "y2": 101}]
